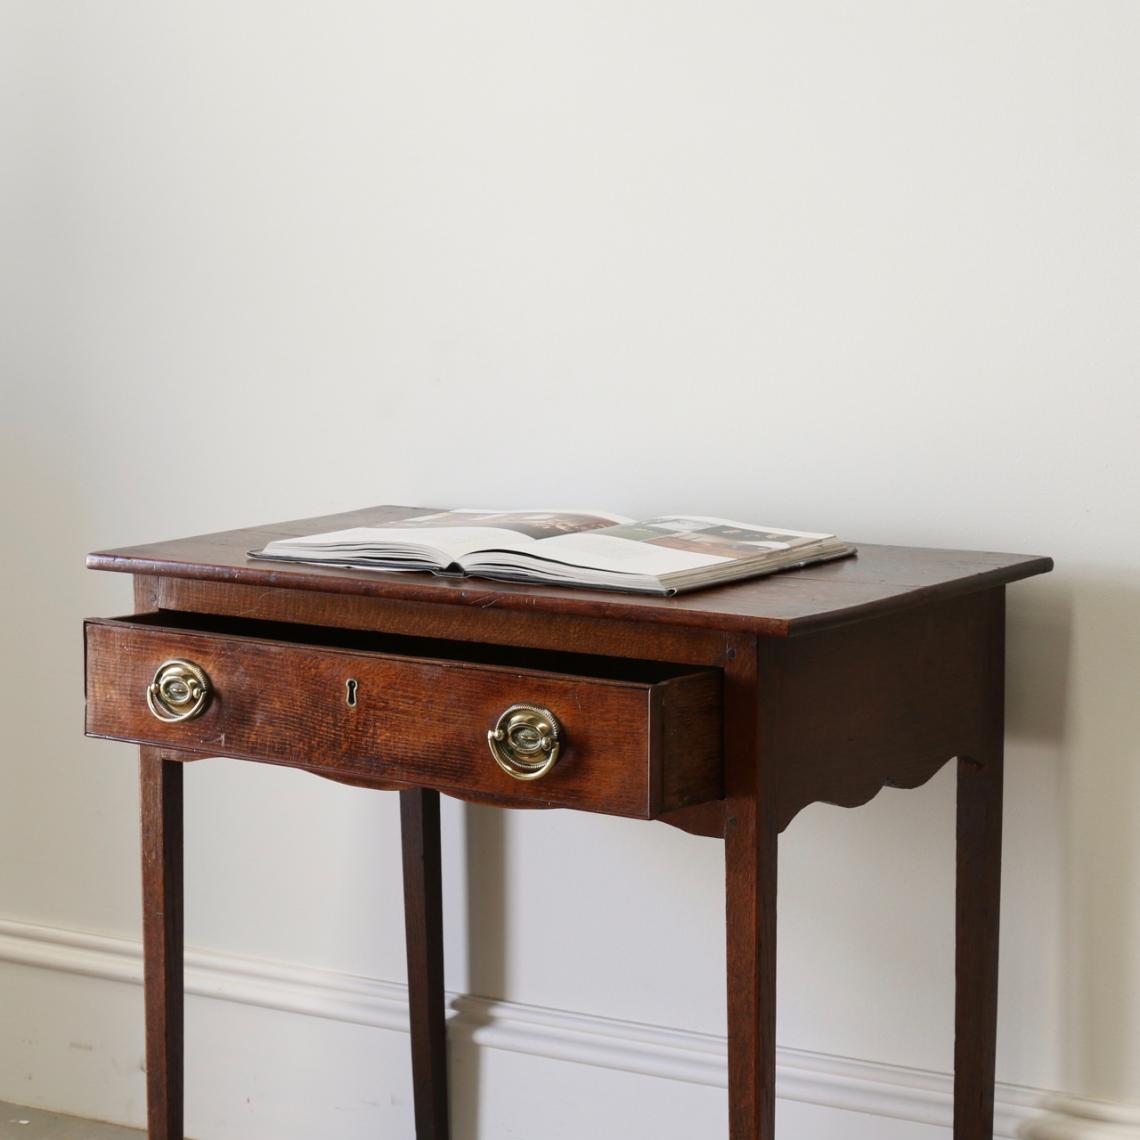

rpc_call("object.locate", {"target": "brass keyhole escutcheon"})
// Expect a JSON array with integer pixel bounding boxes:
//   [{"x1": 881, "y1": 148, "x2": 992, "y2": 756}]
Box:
[
  {"x1": 146, "y1": 659, "x2": 211, "y2": 723},
  {"x1": 488, "y1": 704, "x2": 562, "y2": 781}
]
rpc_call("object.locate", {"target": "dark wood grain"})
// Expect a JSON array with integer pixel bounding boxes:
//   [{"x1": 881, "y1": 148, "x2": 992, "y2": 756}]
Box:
[
  {"x1": 88, "y1": 504, "x2": 1052, "y2": 637},
  {"x1": 401, "y1": 789, "x2": 450, "y2": 1140},
  {"x1": 82, "y1": 514, "x2": 1052, "y2": 1140},
  {"x1": 139, "y1": 748, "x2": 183, "y2": 1140},
  {"x1": 723, "y1": 634, "x2": 778, "y2": 1139},
  {"x1": 954, "y1": 752, "x2": 1003, "y2": 1139},
  {"x1": 85, "y1": 615, "x2": 722, "y2": 819},
  {"x1": 655, "y1": 800, "x2": 725, "y2": 838},
  {"x1": 954, "y1": 593, "x2": 1005, "y2": 1140},
  {"x1": 137, "y1": 574, "x2": 732, "y2": 667},
  {"x1": 770, "y1": 589, "x2": 1007, "y2": 831}
]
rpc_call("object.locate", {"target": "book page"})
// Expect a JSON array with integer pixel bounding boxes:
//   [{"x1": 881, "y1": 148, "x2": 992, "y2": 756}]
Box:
[
  {"x1": 594, "y1": 516, "x2": 833, "y2": 554},
  {"x1": 489, "y1": 515, "x2": 834, "y2": 576},
  {"x1": 466, "y1": 531, "x2": 726, "y2": 577},
  {"x1": 400, "y1": 508, "x2": 632, "y2": 541},
  {"x1": 256, "y1": 508, "x2": 632, "y2": 567}
]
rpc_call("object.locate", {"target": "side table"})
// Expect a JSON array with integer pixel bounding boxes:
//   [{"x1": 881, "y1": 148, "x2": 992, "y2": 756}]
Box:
[{"x1": 82, "y1": 505, "x2": 1052, "y2": 1139}]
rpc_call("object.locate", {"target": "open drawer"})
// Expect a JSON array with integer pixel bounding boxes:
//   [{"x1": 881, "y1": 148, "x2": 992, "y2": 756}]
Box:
[{"x1": 84, "y1": 612, "x2": 723, "y2": 818}]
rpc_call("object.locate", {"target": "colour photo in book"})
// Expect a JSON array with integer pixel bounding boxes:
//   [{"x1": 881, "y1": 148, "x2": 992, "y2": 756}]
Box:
[{"x1": 250, "y1": 508, "x2": 856, "y2": 596}]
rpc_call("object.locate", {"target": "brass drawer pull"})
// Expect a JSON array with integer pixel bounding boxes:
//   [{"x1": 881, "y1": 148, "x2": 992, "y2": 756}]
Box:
[
  {"x1": 147, "y1": 659, "x2": 211, "y2": 723},
  {"x1": 488, "y1": 704, "x2": 562, "y2": 781}
]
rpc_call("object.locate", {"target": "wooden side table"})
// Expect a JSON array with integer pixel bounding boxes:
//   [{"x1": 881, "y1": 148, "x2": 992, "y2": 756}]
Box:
[{"x1": 82, "y1": 505, "x2": 1052, "y2": 1139}]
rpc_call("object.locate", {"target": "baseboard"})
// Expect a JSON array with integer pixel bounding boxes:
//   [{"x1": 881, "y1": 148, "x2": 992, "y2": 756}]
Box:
[
  {"x1": 1, "y1": 916, "x2": 1135, "y2": 1138},
  {"x1": 1020, "y1": 1099, "x2": 1140, "y2": 1140}
]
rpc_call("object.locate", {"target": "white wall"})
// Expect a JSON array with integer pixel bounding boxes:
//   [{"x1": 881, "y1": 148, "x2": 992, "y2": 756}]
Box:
[{"x1": 1, "y1": 2, "x2": 1137, "y2": 1137}]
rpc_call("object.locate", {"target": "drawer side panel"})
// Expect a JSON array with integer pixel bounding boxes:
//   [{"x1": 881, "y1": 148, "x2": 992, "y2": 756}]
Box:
[{"x1": 660, "y1": 671, "x2": 724, "y2": 810}]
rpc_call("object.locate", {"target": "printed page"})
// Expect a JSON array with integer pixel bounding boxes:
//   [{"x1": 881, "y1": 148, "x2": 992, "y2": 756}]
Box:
[
  {"x1": 478, "y1": 515, "x2": 836, "y2": 577},
  {"x1": 595, "y1": 516, "x2": 834, "y2": 553},
  {"x1": 256, "y1": 508, "x2": 632, "y2": 566},
  {"x1": 464, "y1": 532, "x2": 721, "y2": 576},
  {"x1": 399, "y1": 508, "x2": 632, "y2": 548}
]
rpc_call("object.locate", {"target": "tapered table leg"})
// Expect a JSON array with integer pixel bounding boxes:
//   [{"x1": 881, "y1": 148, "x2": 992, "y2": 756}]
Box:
[
  {"x1": 140, "y1": 748, "x2": 184, "y2": 1140},
  {"x1": 953, "y1": 749, "x2": 1004, "y2": 1139},
  {"x1": 724, "y1": 636, "x2": 777, "y2": 1140},
  {"x1": 400, "y1": 789, "x2": 450, "y2": 1140},
  {"x1": 726, "y1": 800, "x2": 778, "y2": 1139}
]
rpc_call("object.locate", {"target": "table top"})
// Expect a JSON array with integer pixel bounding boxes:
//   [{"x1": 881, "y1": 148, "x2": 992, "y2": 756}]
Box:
[{"x1": 88, "y1": 505, "x2": 1052, "y2": 637}]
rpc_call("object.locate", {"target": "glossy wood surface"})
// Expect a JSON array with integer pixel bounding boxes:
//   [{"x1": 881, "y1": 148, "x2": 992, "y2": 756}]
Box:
[
  {"x1": 85, "y1": 614, "x2": 722, "y2": 818},
  {"x1": 89, "y1": 504, "x2": 1052, "y2": 637},
  {"x1": 85, "y1": 516, "x2": 1052, "y2": 1140},
  {"x1": 401, "y1": 790, "x2": 450, "y2": 1140},
  {"x1": 954, "y1": 751, "x2": 1004, "y2": 1138},
  {"x1": 137, "y1": 574, "x2": 733, "y2": 667},
  {"x1": 953, "y1": 593, "x2": 1005, "y2": 1139},
  {"x1": 768, "y1": 589, "x2": 1005, "y2": 831},
  {"x1": 139, "y1": 749, "x2": 183, "y2": 1140},
  {"x1": 723, "y1": 635, "x2": 778, "y2": 1139}
]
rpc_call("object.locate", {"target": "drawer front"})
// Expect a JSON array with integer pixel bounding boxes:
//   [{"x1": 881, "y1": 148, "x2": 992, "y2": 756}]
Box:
[{"x1": 85, "y1": 618, "x2": 722, "y2": 818}]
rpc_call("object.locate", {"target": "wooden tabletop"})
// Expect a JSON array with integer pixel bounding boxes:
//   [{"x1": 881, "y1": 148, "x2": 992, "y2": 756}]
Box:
[{"x1": 88, "y1": 505, "x2": 1053, "y2": 637}]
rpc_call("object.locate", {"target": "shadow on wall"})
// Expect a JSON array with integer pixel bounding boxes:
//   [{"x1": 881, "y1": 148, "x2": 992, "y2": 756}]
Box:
[
  {"x1": 1036, "y1": 573, "x2": 1140, "y2": 1104},
  {"x1": 453, "y1": 804, "x2": 507, "y2": 1136},
  {"x1": 1007, "y1": 572, "x2": 1140, "y2": 1109},
  {"x1": 449, "y1": 573, "x2": 1140, "y2": 1122}
]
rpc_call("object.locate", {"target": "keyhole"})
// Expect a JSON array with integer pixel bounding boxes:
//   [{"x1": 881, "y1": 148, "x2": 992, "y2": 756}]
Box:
[{"x1": 345, "y1": 679, "x2": 358, "y2": 708}]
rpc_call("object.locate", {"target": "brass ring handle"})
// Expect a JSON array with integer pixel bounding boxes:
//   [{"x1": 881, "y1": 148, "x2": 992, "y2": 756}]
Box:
[
  {"x1": 146, "y1": 659, "x2": 211, "y2": 723},
  {"x1": 488, "y1": 704, "x2": 562, "y2": 781}
]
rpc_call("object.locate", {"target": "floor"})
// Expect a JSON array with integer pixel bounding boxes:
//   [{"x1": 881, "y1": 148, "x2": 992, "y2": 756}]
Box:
[{"x1": 0, "y1": 1103, "x2": 142, "y2": 1140}]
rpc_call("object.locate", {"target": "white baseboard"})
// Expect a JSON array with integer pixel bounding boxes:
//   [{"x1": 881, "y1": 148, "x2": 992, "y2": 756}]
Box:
[
  {"x1": 1020, "y1": 1099, "x2": 1140, "y2": 1140},
  {"x1": 1, "y1": 916, "x2": 1135, "y2": 1139}
]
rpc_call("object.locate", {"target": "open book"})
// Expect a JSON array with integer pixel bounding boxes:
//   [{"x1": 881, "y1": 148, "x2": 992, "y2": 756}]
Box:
[{"x1": 250, "y1": 508, "x2": 855, "y2": 596}]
